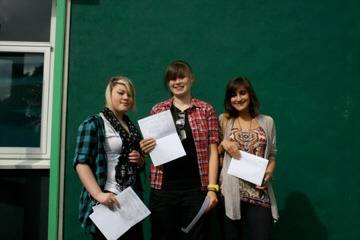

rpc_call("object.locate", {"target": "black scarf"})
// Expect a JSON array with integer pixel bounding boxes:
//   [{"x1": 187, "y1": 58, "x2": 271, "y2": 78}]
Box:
[{"x1": 102, "y1": 107, "x2": 142, "y2": 191}]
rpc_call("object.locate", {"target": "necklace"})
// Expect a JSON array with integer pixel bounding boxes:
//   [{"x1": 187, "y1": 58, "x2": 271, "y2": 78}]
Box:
[
  {"x1": 236, "y1": 117, "x2": 253, "y2": 151},
  {"x1": 237, "y1": 117, "x2": 253, "y2": 132}
]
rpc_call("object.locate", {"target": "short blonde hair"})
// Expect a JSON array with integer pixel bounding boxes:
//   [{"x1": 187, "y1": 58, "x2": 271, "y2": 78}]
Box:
[{"x1": 105, "y1": 76, "x2": 136, "y2": 110}]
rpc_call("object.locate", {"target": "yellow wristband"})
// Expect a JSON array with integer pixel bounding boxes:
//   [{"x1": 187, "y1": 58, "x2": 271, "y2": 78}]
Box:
[{"x1": 207, "y1": 184, "x2": 219, "y2": 192}]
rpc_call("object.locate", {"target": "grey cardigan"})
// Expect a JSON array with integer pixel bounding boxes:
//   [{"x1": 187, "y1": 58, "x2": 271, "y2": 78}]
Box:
[{"x1": 220, "y1": 114, "x2": 279, "y2": 221}]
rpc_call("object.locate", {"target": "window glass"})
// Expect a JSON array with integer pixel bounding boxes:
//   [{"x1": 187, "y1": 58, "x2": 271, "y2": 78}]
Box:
[
  {"x1": 0, "y1": 52, "x2": 44, "y2": 147},
  {"x1": 0, "y1": 0, "x2": 52, "y2": 42}
]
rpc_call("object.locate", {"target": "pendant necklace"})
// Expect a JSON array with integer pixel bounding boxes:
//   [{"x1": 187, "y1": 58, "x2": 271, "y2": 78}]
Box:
[{"x1": 237, "y1": 117, "x2": 253, "y2": 151}]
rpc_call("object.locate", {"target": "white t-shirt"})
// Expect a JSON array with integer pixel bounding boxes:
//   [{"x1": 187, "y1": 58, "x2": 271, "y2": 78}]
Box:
[{"x1": 100, "y1": 113, "x2": 123, "y2": 195}]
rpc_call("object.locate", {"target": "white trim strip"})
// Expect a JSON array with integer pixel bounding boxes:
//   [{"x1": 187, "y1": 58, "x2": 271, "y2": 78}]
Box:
[
  {"x1": 0, "y1": 160, "x2": 50, "y2": 169},
  {"x1": 0, "y1": 41, "x2": 52, "y2": 47},
  {"x1": 58, "y1": 0, "x2": 72, "y2": 239}
]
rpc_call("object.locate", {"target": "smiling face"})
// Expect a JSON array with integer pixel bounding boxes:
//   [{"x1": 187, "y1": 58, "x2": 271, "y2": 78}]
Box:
[
  {"x1": 164, "y1": 60, "x2": 194, "y2": 98},
  {"x1": 110, "y1": 83, "x2": 133, "y2": 114},
  {"x1": 230, "y1": 85, "x2": 250, "y2": 114},
  {"x1": 224, "y1": 77, "x2": 260, "y2": 118},
  {"x1": 105, "y1": 76, "x2": 136, "y2": 115},
  {"x1": 168, "y1": 76, "x2": 193, "y2": 98}
]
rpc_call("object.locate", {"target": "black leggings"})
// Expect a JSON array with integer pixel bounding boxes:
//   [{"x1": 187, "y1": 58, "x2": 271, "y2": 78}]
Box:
[
  {"x1": 150, "y1": 188, "x2": 209, "y2": 240},
  {"x1": 223, "y1": 201, "x2": 273, "y2": 240},
  {"x1": 91, "y1": 222, "x2": 143, "y2": 240}
]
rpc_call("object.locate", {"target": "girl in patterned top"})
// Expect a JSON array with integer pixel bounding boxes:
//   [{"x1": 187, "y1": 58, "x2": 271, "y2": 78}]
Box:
[{"x1": 218, "y1": 76, "x2": 279, "y2": 240}]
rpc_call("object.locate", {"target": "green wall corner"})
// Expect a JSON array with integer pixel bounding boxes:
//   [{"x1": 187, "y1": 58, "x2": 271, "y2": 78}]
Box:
[{"x1": 48, "y1": 0, "x2": 67, "y2": 239}]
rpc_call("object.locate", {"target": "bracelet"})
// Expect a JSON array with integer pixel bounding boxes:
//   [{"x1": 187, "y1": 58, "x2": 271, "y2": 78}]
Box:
[{"x1": 207, "y1": 184, "x2": 219, "y2": 192}]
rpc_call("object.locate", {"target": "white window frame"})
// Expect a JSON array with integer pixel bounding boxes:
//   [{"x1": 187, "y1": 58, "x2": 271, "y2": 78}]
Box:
[{"x1": 0, "y1": 0, "x2": 56, "y2": 169}]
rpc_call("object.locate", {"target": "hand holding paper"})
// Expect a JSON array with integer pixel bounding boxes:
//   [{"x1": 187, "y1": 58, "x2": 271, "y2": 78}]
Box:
[
  {"x1": 227, "y1": 150, "x2": 269, "y2": 186},
  {"x1": 138, "y1": 110, "x2": 186, "y2": 166},
  {"x1": 89, "y1": 187, "x2": 150, "y2": 240}
]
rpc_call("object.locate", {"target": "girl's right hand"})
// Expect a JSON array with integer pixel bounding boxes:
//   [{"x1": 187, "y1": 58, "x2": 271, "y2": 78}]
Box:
[
  {"x1": 221, "y1": 139, "x2": 241, "y2": 159},
  {"x1": 140, "y1": 138, "x2": 156, "y2": 155},
  {"x1": 95, "y1": 192, "x2": 120, "y2": 209}
]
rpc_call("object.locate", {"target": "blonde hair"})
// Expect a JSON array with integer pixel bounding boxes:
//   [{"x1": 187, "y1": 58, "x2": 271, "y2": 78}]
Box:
[{"x1": 105, "y1": 76, "x2": 136, "y2": 110}]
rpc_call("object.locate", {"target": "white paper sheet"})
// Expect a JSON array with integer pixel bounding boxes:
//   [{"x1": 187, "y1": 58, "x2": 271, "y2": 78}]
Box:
[
  {"x1": 227, "y1": 150, "x2": 269, "y2": 186},
  {"x1": 181, "y1": 196, "x2": 210, "y2": 233},
  {"x1": 138, "y1": 110, "x2": 186, "y2": 166},
  {"x1": 89, "y1": 187, "x2": 151, "y2": 240}
]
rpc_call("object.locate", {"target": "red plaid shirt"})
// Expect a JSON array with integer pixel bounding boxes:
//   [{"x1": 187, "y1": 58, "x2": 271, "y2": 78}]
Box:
[{"x1": 149, "y1": 98, "x2": 219, "y2": 190}]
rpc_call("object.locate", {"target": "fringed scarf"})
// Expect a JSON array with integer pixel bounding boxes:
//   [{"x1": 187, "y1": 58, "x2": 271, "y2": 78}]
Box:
[{"x1": 102, "y1": 107, "x2": 142, "y2": 191}]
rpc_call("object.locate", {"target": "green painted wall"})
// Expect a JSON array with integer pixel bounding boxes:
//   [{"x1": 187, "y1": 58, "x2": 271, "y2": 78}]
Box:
[{"x1": 64, "y1": 1, "x2": 360, "y2": 239}]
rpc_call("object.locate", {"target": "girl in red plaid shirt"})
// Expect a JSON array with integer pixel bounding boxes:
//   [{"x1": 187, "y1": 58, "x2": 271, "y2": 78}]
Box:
[{"x1": 140, "y1": 60, "x2": 220, "y2": 240}]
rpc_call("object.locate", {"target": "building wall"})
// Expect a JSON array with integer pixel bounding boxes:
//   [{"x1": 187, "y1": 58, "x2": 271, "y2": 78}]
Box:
[
  {"x1": 0, "y1": 170, "x2": 49, "y2": 240},
  {"x1": 0, "y1": 1, "x2": 66, "y2": 239},
  {"x1": 64, "y1": 1, "x2": 360, "y2": 239}
]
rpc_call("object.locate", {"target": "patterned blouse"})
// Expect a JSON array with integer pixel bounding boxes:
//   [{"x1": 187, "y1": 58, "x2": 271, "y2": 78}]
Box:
[{"x1": 229, "y1": 126, "x2": 271, "y2": 208}]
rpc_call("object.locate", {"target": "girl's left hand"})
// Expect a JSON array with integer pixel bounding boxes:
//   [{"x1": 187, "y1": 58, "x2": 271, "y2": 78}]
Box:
[
  {"x1": 128, "y1": 150, "x2": 143, "y2": 166},
  {"x1": 256, "y1": 172, "x2": 272, "y2": 190},
  {"x1": 206, "y1": 191, "x2": 218, "y2": 212}
]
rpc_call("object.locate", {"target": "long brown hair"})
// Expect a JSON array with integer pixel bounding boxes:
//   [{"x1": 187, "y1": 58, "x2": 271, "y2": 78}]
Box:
[{"x1": 224, "y1": 76, "x2": 260, "y2": 118}]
